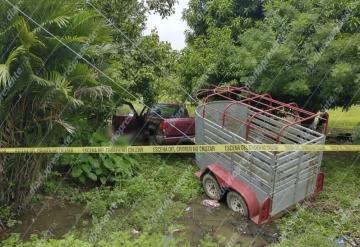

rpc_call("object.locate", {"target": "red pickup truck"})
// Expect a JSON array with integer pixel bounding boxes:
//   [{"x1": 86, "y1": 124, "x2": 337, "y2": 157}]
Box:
[{"x1": 112, "y1": 103, "x2": 195, "y2": 145}]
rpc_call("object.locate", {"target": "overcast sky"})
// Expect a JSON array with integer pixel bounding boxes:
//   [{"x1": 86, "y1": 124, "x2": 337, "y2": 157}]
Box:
[{"x1": 144, "y1": 0, "x2": 189, "y2": 50}]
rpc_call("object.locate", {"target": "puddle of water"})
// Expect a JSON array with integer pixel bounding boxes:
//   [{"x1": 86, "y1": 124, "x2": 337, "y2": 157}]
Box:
[
  {"x1": 177, "y1": 196, "x2": 279, "y2": 247},
  {"x1": 1, "y1": 197, "x2": 88, "y2": 240}
]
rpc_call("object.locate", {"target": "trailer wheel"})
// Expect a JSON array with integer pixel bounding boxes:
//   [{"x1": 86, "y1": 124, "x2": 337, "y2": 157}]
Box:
[
  {"x1": 226, "y1": 191, "x2": 248, "y2": 217},
  {"x1": 202, "y1": 173, "x2": 221, "y2": 200}
]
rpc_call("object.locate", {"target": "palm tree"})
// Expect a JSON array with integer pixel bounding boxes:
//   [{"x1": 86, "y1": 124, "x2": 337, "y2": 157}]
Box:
[{"x1": 0, "y1": 0, "x2": 114, "y2": 210}]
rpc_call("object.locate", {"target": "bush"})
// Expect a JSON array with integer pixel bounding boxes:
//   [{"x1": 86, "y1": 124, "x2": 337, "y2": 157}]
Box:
[
  {"x1": 0, "y1": 206, "x2": 11, "y2": 228},
  {"x1": 83, "y1": 186, "x2": 127, "y2": 218},
  {"x1": 75, "y1": 155, "x2": 201, "y2": 237},
  {"x1": 2, "y1": 234, "x2": 92, "y2": 247},
  {"x1": 0, "y1": 206, "x2": 11, "y2": 222},
  {"x1": 60, "y1": 130, "x2": 139, "y2": 184}
]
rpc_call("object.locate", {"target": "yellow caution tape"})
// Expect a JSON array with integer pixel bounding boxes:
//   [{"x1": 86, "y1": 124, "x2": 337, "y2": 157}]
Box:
[{"x1": 0, "y1": 144, "x2": 359, "y2": 154}]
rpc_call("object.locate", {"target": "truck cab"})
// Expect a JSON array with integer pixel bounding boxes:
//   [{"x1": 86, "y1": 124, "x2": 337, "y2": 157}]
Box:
[
  {"x1": 144, "y1": 103, "x2": 195, "y2": 145},
  {"x1": 112, "y1": 102, "x2": 195, "y2": 145}
]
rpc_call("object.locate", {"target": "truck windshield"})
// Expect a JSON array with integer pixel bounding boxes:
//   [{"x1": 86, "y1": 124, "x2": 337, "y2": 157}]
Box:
[{"x1": 150, "y1": 105, "x2": 187, "y2": 118}]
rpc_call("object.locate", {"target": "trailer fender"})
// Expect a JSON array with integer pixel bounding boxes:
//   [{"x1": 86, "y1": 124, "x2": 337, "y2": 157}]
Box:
[
  {"x1": 315, "y1": 171, "x2": 325, "y2": 193},
  {"x1": 198, "y1": 164, "x2": 260, "y2": 219}
]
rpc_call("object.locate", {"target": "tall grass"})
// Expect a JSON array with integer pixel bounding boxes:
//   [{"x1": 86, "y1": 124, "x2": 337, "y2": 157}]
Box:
[{"x1": 328, "y1": 106, "x2": 360, "y2": 130}]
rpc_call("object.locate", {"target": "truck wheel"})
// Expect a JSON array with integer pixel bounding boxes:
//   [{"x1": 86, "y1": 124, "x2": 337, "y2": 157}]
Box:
[
  {"x1": 226, "y1": 191, "x2": 248, "y2": 217},
  {"x1": 202, "y1": 173, "x2": 221, "y2": 200}
]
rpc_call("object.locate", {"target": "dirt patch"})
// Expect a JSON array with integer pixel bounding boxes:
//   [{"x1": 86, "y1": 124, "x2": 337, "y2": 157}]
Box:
[
  {"x1": 177, "y1": 196, "x2": 279, "y2": 246},
  {"x1": 314, "y1": 201, "x2": 341, "y2": 213}
]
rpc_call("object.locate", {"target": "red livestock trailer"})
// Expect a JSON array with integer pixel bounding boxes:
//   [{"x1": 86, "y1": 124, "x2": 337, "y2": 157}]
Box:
[{"x1": 194, "y1": 86, "x2": 328, "y2": 224}]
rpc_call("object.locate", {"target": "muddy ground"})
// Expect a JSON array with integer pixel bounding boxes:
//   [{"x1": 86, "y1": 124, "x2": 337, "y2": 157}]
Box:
[
  {"x1": 1, "y1": 196, "x2": 279, "y2": 246},
  {"x1": 1, "y1": 198, "x2": 88, "y2": 240},
  {"x1": 178, "y1": 196, "x2": 279, "y2": 246}
]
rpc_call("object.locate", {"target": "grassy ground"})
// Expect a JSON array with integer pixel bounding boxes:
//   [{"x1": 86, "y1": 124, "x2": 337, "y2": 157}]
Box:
[
  {"x1": 327, "y1": 105, "x2": 360, "y2": 130},
  {"x1": 3, "y1": 153, "x2": 359, "y2": 247}
]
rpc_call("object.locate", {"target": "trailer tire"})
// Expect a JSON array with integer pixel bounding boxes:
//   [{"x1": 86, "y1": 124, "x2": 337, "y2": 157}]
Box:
[
  {"x1": 202, "y1": 173, "x2": 221, "y2": 200},
  {"x1": 226, "y1": 191, "x2": 248, "y2": 217}
]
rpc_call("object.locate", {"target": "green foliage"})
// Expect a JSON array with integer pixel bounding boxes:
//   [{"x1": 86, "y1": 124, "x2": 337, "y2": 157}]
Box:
[
  {"x1": 2, "y1": 232, "x2": 227, "y2": 247},
  {"x1": 90, "y1": 1, "x2": 179, "y2": 105},
  {"x1": 183, "y1": 0, "x2": 264, "y2": 42},
  {"x1": 0, "y1": 0, "x2": 115, "y2": 208},
  {"x1": 0, "y1": 206, "x2": 11, "y2": 223},
  {"x1": 106, "y1": 32, "x2": 179, "y2": 105},
  {"x1": 0, "y1": 0, "x2": 178, "y2": 211},
  {"x1": 61, "y1": 130, "x2": 139, "y2": 185},
  {"x1": 42, "y1": 175, "x2": 83, "y2": 203},
  {"x1": 78, "y1": 155, "x2": 200, "y2": 221},
  {"x1": 85, "y1": 187, "x2": 124, "y2": 218},
  {"x1": 180, "y1": 0, "x2": 360, "y2": 111},
  {"x1": 272, "y1": 233, "x2": 336, "y2": 247},
  {"x1": 199, "y1": 234, "x2": 227, "y2": 247},
  {"x1": 354, "y1": 124, "x2": 360, "y2": 144},
  {"x1": 96, "y1": 231, "x2": 182, "y2": 247},
  {"x1": 2, "y1": 234, "x2": 92, "y2": 247},
  {"x1": 89, "y1": 0, "x2": 176, "y2": 42},
  {"x1": 1, "y1": 232, "x2": 186, "y2": 247}
]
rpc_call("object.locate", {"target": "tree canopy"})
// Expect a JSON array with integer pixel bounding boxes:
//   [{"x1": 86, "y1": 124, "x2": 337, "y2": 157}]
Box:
[{"x1": 179, "y1": 0, "x2": 360, "y2": 111}]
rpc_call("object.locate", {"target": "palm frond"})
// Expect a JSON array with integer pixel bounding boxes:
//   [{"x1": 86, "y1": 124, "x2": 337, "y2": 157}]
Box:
[
  {"x1": 0, "y1": 64, "x2": 10, "y2": 87},
  {"x1": 31, "y1": 74, "x2": 53, "y2": 87},
  {"x1": 74, "y1": 85, "x2": 113, "y2": 100},
  {"x1": 92, "y1": 25, "x2": 113, "y2": 43},
  {"x1": 51, "y1": 15, "x2": 70, "y2": 28},
  {"x1": 70, "y1": 10, "x2": 101, "y2": 30},
  {"x1": 48, "y1": 71, "x2": 72, "y2": 95},
  {"x1": 48, "y1": 72, "x2": 83, "y2": 108},
  {"x1": 15, "y1": 17, "x2": 44, "y2": 48},
  {"x1": 5, "y1": 46, "x2": 27, "y2": 66},
  {"x1": 54, "y1": 119, "x2": 76, "y2": 134},
  {"x1": 67, "y1": 63, "x2": 97, "y2": 83},
  {"x1": 68, "y1": 97, "x2": 84, "y2": 107},
  {"x1": 29, "y1": 53, "x2": 45, "y2": 68},
  {"x1": 0, "y1": 22, "x2": 17, "y2": 39},
  {"x1": 0, "y1": 46, "x2": 26, "y2": 87},
  {"x1": 62, "y1": 35, "x2": 87, "y2": 43},
  {"x1": 47, "y1": 35, "x2": 87, "y2": 46},
  {"x1": 34, "y1": 15, "x2": 70, "y2": 33},
  {"x1": 86, "y1": 43, "x2": 118, "y2": 57}
]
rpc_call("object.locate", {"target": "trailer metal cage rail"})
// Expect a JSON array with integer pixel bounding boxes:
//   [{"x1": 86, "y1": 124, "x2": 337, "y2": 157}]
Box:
[{"x1": 197, "y1": 86, "x2": 329, "y2": 141}]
